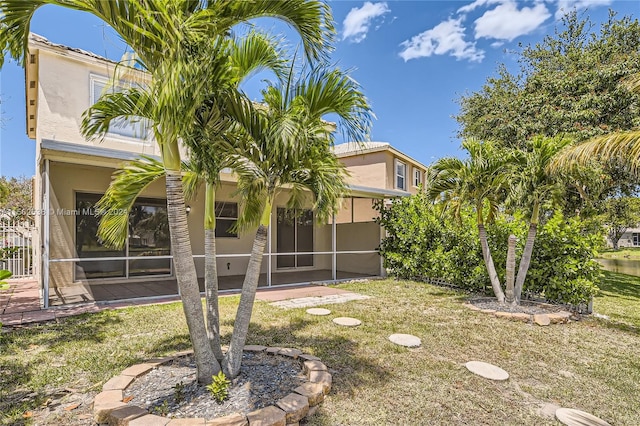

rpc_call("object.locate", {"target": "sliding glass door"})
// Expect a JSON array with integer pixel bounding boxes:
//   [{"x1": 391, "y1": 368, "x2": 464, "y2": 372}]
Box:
[{"x1": 276, "y1": 208, "x2": 313, "y2": 268}]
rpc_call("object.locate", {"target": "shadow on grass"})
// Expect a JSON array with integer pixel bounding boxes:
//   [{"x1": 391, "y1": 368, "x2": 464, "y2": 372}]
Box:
[
  {"x1": 593, "y1": 271, "x2": 640, "y2": 335},
  {"x1": 597, "y1": 271, "x2": 640, "y2": 300}
]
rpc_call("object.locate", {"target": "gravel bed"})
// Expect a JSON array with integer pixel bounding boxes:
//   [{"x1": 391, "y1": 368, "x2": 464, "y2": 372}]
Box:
[
  {"x1": 469, "y1": 297, "x2": 567, "y2": 315},
  {"x1": 124, "y1": 352, "x2": 306, "y2": 420}
]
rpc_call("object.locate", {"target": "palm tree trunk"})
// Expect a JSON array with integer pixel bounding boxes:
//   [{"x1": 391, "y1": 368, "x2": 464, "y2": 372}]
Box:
[
  {"x1": 478, "y1": 223, "x2": 505, "y2": 303},
  {"x1": 505, "y1": 234, "x2": 516, "y2": 304},
  {"x1": 514, "y1": 203, "x2": 539, "y2": 304},
  {"x1": 204, "y1": 183, "x2": 224, "y2": 362},
  {"x1": 223, "y1": 197, "x2": 272, "y2": 379},
  {"x1": 164, "y1": 142, "x2": 219, "y2": 384}
]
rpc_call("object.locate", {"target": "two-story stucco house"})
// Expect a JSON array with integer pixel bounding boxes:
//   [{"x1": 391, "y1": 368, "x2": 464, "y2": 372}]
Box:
[{"x1": 25, "y1": 34, "x2": 427, "y2": 307}]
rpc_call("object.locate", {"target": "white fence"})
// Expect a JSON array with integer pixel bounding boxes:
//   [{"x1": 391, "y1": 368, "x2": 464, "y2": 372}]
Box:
[{"x1": 0, "y1": 218, "x2": 35, "y2": 278}]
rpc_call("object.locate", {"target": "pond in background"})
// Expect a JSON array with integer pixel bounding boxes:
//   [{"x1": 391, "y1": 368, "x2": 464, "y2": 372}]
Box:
[{"x1": 596, "y1": 258, "x2": 640, "y2": 277}]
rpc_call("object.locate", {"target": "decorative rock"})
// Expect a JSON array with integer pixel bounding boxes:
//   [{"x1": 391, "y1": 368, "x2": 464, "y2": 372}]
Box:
[
  {"x1": 265, "y1": 347, "x2": 283, "y2": 355},
  {"x1": 94, "y1": 390, "x2": 123, "y2": 406},
  {"x1": 206, "y1": 413, "x2": 248, "y2": 426},
  {"x1": 332, "y1": 317, "x2": 361, "y2": 327},
  {"x1": 308, "y1": 371, "x2": 332, "y2": 395},
  {"x1": 548, "y1": 311, "x2": 572, "y2": 324},
  {"x1": 167, "y1": 417, "x2": 206, "y2": 426},
  {"x1": 293, "y1": 382, "x2": 325, "y2": 406},
  {"x1": 276, "y1": 393, "x2": 309, "y2": 423},
  {"x1": 298, "y1": 354, "x2": 321, "y2": 362},
  {"x1": 107, "y1": 405, "x2": 148, "y2": 425},
  {"x1": 465, "y1": 361, "x2": 509, "y2": 381},
  {"x1": 146, "y1": 357, "x2": 174, "y2": 366},
  {"x1": 307, "y1": 405, "x2": 319, "y2": 417},
  {"x1": 102, "y1": 375, "x2": 135, "y2": 391},
  {"x1": 511, "y1": 313, "x2": 531, "y2": 323},
  {"x1": 303, "y1": 360, "x2": 327, "y2": 373},
  {"x1": 555, "y1": 408, "x2": 612, "y2": 426},
  {"x1": 121, "y1": 363, "x2": 155, "y2": 378},
  {"x1": 494, "y1": 311, "x2": 512, "y2": 319},
  {"x1": 533, "y1": 314, "x2": 551, "y2": 326},
  {"x1": 246, "y1": 405, "x2": 286, "y2": 426},
  {"x1": 278, "y1": 348, "x2": 302, "y2": 359},
  {"x1": 306, "y1": 308, "x2": 331, "y2": 316},
  {"x1": 129, "y1": 414, "x2": 171, "y2": 425},
  {"x1": 243, "y1": 345, "x2": 267, "y2": 352},
  {"x1": 388, "y1": 333, "x2": 421, "y2": 348},
  {"x1": 94, "y1": 402, "x2": 127, "y2": 424}
]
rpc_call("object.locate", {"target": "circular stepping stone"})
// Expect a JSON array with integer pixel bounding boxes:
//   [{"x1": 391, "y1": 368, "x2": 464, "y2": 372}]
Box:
[
  {"x1": 332, "y1": 317, "x2": 361, "y2": 327},
  {"x1": 555, "y1": 408, "x2": 612, "y2": 426},
  {"x1": 388, "y1": 333, "x2": 421, "y2": 347},
  {"x1": 306, "y1": 308, "x2": 331, "y2": 316},
  {"x1": 465, "y1": 361, "x2": 509, "y2": 381}
]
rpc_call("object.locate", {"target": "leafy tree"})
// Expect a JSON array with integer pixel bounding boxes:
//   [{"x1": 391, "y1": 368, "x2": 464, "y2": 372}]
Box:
[
  {"x1": 457, "y1": 11, "x2": 640, "y2": 148},
  {"x1": 0, "y1": 176, "x2": 32, "y2": 219},
  {"x1": 0, "y1": 0, "x2": 334, "y2": 384},
  {"x1": 601, "y1": 197, "x2": 640, "y2": 250}
]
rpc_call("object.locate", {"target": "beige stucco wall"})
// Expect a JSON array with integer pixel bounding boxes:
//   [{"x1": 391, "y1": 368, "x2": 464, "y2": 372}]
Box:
[{"x1": 36, "y1": 48, "x2": 161, "y2": 157}]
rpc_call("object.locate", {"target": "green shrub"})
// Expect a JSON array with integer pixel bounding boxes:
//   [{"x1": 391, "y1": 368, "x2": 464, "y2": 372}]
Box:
[{"x1": 376, "y1": 195, "x2": 601, "y2": 305}]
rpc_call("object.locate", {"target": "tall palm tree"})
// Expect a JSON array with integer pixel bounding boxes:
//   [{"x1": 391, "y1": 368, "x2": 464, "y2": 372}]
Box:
[
  {"x1": 0, "y1": 0, "x2": 334, "y2": 384},
  {"x1": 218, "y1": 65, "x2": 372, "y2": 378},
  {"x1": 508, "y1": 136, "x2": 569, "y2": 303},
  {"x1": 85, "y1": 31, "x2": 288, "y2": 365},
  {"x1": 429, "y1": 139, "x2": 512, "y2": 303}
]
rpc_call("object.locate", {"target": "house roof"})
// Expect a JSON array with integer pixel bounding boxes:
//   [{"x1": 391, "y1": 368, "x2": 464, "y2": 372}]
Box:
[
  {"x1": 333, "y1": 141, "x2": 429, "y2": 170},
  {"x1": 29, "y1": 33, "x2": 118, "y2": 65}
]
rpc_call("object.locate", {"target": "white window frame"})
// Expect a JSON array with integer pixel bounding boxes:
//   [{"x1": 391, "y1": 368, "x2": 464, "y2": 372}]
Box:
[
  {"x1": 395, "y1": 159, "x2": 407, "y2": 191},
  {"x1": 89, "y1": 74, "x2": 152, "y2": 144},
  {"x1": 413, "y1": 167, "x2": 422, "y2": 187},
  {"x1": 215, "y1": 201, "x2": 239, "y2": 238}
]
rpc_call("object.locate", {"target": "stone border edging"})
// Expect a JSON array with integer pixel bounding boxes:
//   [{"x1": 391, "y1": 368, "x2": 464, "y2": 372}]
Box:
[
  {"x1": 92, "y1": 346, "x2": 331, "y2": 426},
  {"x1": 462, "y1": 303, "x2": 574, "y2": 326}
]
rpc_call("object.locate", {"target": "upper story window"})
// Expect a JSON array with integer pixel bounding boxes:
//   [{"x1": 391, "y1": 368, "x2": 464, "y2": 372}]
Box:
[
  {"x1": 215, "y1": 201, "x2": 238, "y2": 238},
  {"x1": 90, "y1": 74, "x2": 150, "y2": 141},
  {"x1": 413, "y1": 168, "x2": 422, "y2": 187},
  {"x1": 395, "y1": 159, "x2": 407, "y2": 190}
]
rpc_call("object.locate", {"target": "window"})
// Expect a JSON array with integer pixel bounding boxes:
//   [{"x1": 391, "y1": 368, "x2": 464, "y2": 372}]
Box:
[
  {"x1": 90, "y1": 75, "x2": 150, "y2": 140},
  {"x1": 633, "y1": 233, "x2": 640, "y2": 246},
  {"x1": 395, "y1": 160, "x2": 407, "y2": 190},
  {"x1": 215, "y1": 202, "x2": 238, "y2": 238},
  {"x1": 413, "y1": 168, "x2": 422, "y2": 187},
  {"x1": 75, "y1": 193, "x2": 170, "y2": 279}
]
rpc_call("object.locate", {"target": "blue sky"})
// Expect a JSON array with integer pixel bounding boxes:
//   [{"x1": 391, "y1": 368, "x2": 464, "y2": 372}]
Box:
[{"x1": 1, "y1": 0, "x2": 638, "y2": 177}]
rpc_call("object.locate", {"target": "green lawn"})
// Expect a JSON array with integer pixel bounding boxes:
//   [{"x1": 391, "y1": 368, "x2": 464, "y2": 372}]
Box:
[{"x1": 1, "y1": 277, "x2": 640, "y2": 425}]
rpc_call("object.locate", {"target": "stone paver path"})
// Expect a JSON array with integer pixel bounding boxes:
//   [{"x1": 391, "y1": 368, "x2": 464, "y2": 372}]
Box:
[
  {"x1": 271, "y1": 293, "x2": 370, "y2": 309},
  {"x1": 388, "y1": 333, "x2": 421, "y2": 347},
  {"x1": 306, "y1": 308, "x2": 332, "y2": 316},
  {"x1": 555, "y1": 408, "x2": 612, "y2": 426},
  {"x1": 332, "y1": 317, "x2": 362, "y2": 327},
  {"x1": 465, "y1": 361, "x2": 509, "y2": 381}
]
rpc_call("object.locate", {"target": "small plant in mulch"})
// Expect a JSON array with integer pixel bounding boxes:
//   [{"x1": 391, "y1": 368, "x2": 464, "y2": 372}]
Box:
[
  {"x1": 152, "y1": 400, "x2": 170, "y2": 416},
  {"x1": 173, "y1": 381, "x2": 186, "y2": 404},
  {"x1": 206, "y1": 371, "x2": 231, "y2": 403}
]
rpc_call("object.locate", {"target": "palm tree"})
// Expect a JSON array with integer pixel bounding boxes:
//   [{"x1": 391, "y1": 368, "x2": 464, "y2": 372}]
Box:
[
  {"x1": 85, "y1": 31, "x2": 288, "y2": 365},
  {"x1": 218, "y1": 65, "x2": 372, "y2": 378},
  {"x1": 508, "y1": 136, "x2": 569, "y2": 303},
  {"x1": 0, "y1": 0, "x2": 334, "y2": 384},
  {"x1": 429, "y1": 139, "x2": 512, "y2": 303}
]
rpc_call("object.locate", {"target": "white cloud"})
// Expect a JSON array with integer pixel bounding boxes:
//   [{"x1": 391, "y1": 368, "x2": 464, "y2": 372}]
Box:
[
  {"x1": 343, "y1": 2, "x2": 391, "y2": 43},
  {"x1": 457, "y1": 0, "x2": 504, "y2": 15},
  {"x1": 399, "y1": 18, "x2": 485, "y2": 62},
  {"x1": 555, "y1": 0, "x2": 613, "y2": 19},
  {"x1": 474, "y1": 1, "x2": 551, "y2": 41}
]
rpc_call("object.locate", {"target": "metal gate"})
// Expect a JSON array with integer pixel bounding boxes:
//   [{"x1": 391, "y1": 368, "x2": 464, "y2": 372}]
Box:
[{"x1": 0, "y1": 218, "x2": 35, "y2": 278}]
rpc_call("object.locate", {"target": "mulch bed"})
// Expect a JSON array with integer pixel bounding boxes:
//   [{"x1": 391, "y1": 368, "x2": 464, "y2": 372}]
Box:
[
  {"x1": 124, "y1": 352, "x2": 306, "y2": 420},
  {"x1": 469, "y1": 297, "x2": 568, "y2": 315}
]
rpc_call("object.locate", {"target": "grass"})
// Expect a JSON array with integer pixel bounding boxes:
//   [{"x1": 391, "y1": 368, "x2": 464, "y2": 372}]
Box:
[
  {"x1": 1, "y1": 277, "x2": 640, "y2": 425},
  {"x1": 598, "y1": 247, "x2": 640, "y2": 259}
]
